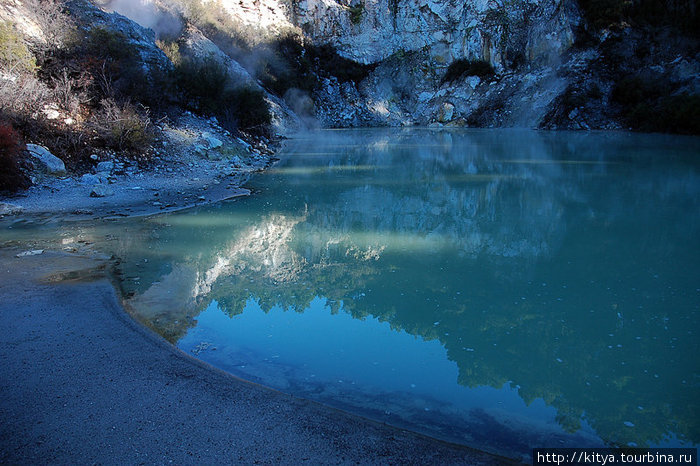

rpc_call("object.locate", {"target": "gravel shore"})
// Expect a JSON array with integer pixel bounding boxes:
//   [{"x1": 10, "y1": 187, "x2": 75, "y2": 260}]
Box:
[{"x1": 0, "y1": 248, "x2": 514, "y2": 465}]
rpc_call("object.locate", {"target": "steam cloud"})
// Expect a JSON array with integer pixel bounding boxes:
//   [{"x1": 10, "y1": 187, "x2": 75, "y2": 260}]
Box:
[{"x1": 103, "y1": 0, "x2": 183, "y2": 39}]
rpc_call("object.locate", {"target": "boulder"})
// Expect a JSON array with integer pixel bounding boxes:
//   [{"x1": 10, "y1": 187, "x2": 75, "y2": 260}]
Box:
[
  {"x1": 26, "y1": 144, "x2": 66, "y2": 177},
  {"x1": 200, "y1": 132, "x2": 223, "y2": 150},
  {"x1": 437, "y1": 102, "x2": 455, "y2": 123},
  {"x1": 80, "y1": 173, "x2": 101, "y2": 185},
  {"x1": 96, "y1": 161, "x2": 114, "y2": 174},
  {"x1": 90, "y1": 185, "x2": 114, "y2": 198}
]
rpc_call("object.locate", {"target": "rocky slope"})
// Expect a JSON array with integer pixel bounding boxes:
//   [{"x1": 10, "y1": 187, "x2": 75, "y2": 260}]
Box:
[{"x1": 94, "y1": 0, "x2": 699, "y2": 132}]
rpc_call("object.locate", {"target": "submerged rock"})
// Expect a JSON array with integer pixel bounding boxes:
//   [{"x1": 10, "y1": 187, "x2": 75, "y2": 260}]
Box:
[{"x1": 16, "y1": 250, "x2": 44, "y2": 257}]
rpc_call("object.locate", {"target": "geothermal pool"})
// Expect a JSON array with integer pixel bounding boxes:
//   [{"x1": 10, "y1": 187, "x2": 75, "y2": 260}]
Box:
[{"x1": 4, "y1": 129, "x2": 699, "y2": 460}]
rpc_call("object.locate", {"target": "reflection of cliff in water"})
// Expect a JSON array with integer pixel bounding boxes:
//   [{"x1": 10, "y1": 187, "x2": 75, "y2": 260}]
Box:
[{"x1": 118, "y1": 129, "x2": 700, "y2": 449}]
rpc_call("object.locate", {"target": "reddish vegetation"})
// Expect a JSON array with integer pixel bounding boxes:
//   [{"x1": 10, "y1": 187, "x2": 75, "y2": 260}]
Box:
[{"x1": 0, "y1": 121, "x2": 30, "y2": 193}]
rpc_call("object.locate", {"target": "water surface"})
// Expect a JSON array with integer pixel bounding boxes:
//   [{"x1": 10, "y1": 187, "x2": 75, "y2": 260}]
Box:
[{"x1": 3, "y1": 129, "x2": 699, "y2": 460}]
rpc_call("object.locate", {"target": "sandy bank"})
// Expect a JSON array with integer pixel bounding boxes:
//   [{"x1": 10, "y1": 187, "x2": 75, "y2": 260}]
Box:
[{"x1": 0, "y1": 248, "x2": 514, "y2": 464}]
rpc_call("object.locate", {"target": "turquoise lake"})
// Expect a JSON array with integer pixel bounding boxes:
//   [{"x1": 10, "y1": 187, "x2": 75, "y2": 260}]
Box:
[{"x1": 4, "y1": 129, "x2": 699, "y2": 460}]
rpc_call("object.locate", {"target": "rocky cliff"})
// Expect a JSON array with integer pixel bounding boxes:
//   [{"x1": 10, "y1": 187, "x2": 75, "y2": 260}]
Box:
[{"x1": 159, "y1": 0, "x2": 697, "y2": 131}]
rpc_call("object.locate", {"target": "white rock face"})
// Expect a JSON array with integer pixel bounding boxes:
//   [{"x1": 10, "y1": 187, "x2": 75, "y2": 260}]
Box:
[
  {"x1": 290, "y1": 0, "x2": 579, "y2": 68},
  {"x1": 26, "y1": 144, "x2": 67, "y2": 177}
]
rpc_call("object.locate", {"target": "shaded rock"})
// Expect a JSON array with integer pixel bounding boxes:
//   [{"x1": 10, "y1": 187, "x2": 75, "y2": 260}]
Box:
[
  {"x1": 26, "y1": 144, "x2": 66, "y2": 177},
  {"x1": 90, "y1": 185, "x2": 115, "y2": 198},
  {"x1": 80, "y1": 173, "x2": 101, "y2": 185},
  {"x1": 200, "y1": 132, "x2": 223, "y2": 150},
  {"x1": 96, "y1": 161, "x2": 114, "y2": 174}
]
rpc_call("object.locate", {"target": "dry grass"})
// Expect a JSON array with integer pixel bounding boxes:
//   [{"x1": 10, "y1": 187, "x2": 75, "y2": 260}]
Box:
[{"x1": 89, "y1": 98, "x2": 153, "y2": 152}]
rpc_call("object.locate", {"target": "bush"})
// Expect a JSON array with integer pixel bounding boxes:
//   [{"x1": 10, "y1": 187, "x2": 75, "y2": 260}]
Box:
[
  {"x1": 0, "y1": 121, "x2": 30, "y2": 193},
  {"x1": 90, "y1": 98, "x2": 153, "y2": 152},
  {"x1": 23, "y1": 0, "x2": 77, "y2": 53},
  {"x1": 308, "y1": 43, "x2": 375, "y2": 84},
  {"x1": 0, "y1": 73, "x2": 51, "y2": 122},
  {"x1": 51, "y1": 69, "x2": 90, "y2": 116},
  {"x1": 349, "y1": 3, "x2": 364, "y2": 25},
  {"x1": 72, "y1": 26, "x2": 176, "y2": 110},
  {"x1": 578, "y1": 0, "x2": 699, "y2": 33},
  {"x1": 156, "y1": 39, "x2": 182, "y2": 66},
  {"x1": 0, "y1": 22, "x2": 36, "y2": 74},
  {"x1": 625, "y1": 94, "x2": 700, "y2": 134},
  {"x1": 175, "y1": 55, "x2": 229, "y2": 114},
  {"x1": 441, "y1": 59, "x2": 494, "y2": 84},
  {"x1": 256, "y1": 34, "x2": 316, "y2": 96},
  {"x1": 657, "y1": 94, "x2": 700, "y2": 135},
  {"x1": 224, "y1": 86, "x2": 271, "y2": 133},
  {"x1": 612, "y1": 75, "x2": 700, "y2": 134},
  {"x1": 174, "y1": 56, "x2": 271, "y2": 135}
]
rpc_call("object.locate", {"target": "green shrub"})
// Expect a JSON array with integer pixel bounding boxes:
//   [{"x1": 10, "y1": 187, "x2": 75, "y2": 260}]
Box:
[
  {"x1": 74, "y1": 27, "x2": 175, "y2": 109},
  {"x1": 0, "y1": 22, "x2": 36, "y2": 74},
  {"x1": 174, "y1": 56, "x2": 271, "y2": 135},
  {"x1": 612, "y1": 75, "x2": 700, "y2": 134},
  {"x1": 611, "y1": 76, "x2": 670, "y2": 106},
  {"x1": 657, "y1": 94, "x2": 700, "y2": 135},
  {"x1": 0, "y1": 121, "x2": 30, "y2": 192},
  {"x1": 441, "y1": 59, "x2": 494, "y2": 84},
  {"x1": 175, "y1": 55, "x2": 229, "y2": 113},
  {"x1": 255, "y1": 37, "x2": 372, "y2": 95},
  {"x1": 625, "y1": 94, "x2": 700, "y2": 134},
  {"x1": 349, "y1": 3, "x2": 364, "y2": 25},
  {"x1": 256, "y1": 34, "x2": 316, "y2": 96},
  {"x1": 578, "y1": 0, "x2": 698, "y2": 33},
  {"x1": 156, "y1": 39, "x2": 182, "y2": 66},
  {"x1": 85, "y1": 27, "x2": 138, "y2": 64},
  {"x1": 308, "y1": 43, "x2": 375, "y2": 84},
  {"x1": 221, "y1": 86, "x2": 271, "y2": 134},
  {"x1": 90, "y1": 98, "x2": 153, "y2": 152}
]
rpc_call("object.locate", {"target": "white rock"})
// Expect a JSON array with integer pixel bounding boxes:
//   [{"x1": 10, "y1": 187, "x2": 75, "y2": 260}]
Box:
[
  {"x1": 43, "y1": 108, "x2": 60, "y2": 120},
  {"x1": 26, "y1": 144, "x2": 66, "y2": 177},
  {"x1": 0, "y1": 202, "x2": 23, "y2": 216},
  {"x1": 16, "y1": 250, "x2": 44, "y2": 257},
  {"x1": 466, "y1": 76, "x2": 481, "y2": 89}
]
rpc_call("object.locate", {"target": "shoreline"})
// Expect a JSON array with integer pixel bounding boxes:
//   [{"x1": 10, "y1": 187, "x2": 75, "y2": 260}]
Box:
[
  {"x1": 1, "y1": 112, "x2": 281, "y2": 222},
  {"x1": 0, "y1": 131, "x2": 517, "y2": 464},
  {"x1": 0, "y1": 247, "x2": 515, "y2": 464}
]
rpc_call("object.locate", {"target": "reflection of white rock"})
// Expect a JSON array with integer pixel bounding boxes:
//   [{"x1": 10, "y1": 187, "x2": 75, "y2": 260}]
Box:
[
  {"x1": 193, "y1": 213, "x2": 308, "y2": 298},
  {"x1": 190, "y1": 210, "x2": 391, "y2": 300}
]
